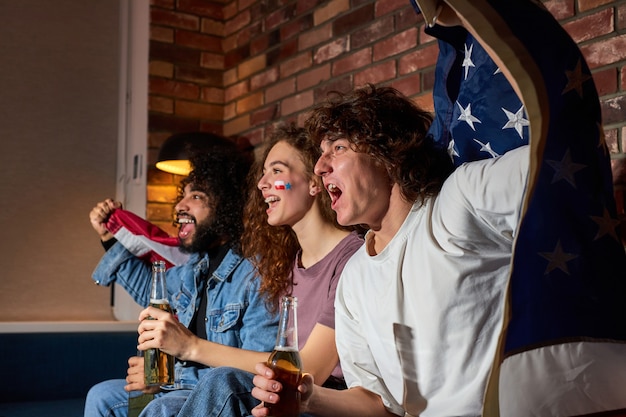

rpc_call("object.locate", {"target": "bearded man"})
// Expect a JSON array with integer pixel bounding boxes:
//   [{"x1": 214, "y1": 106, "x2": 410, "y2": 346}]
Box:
[{"x1": 84, "y1": 133, "x2": 278, "y2": 417}]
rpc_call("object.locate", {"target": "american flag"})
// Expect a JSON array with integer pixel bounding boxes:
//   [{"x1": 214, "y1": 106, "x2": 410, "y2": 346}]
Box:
[{"x1": 412, "y1": 0, "x2": 626, "y2": 415}]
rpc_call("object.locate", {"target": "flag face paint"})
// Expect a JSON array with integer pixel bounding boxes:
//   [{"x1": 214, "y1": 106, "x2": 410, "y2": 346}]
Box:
[{"x1": 274, "y1": 180, "x2": 291, "y2": 190}]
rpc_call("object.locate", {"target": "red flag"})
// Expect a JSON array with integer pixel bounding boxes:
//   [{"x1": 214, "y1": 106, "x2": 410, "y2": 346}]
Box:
[{"x1": 105, "y1": 209, "x2": 189, "y2": 268}]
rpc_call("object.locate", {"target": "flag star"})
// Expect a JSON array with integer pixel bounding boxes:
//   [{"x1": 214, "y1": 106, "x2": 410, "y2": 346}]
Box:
[
  {"x1": 546, "y1": 149, "x2": 586, "y2": 187},
  {"x1": 562, "y1": 58, "x2": 591, "y2": 98},
  {"x1": 472, "y1": 139, "x2": 500, "y2": 158},
  {"x1": 456, "y1": 102, "x2": 481, "y2": 131},
  {"x1": 591, "y1": 208, "x2": 621, "y2": 242},
  {"x1": 502, "y1": 106, "x2": 529, "y2": 138},
  {"x1": 462, "y1": 43, "x2": 475, "y2": 80},
  {"x1": 493, "y1": 67, "x2": 502, "y2": 75},
  {"x1": 447, "y1": 139, "x2": 459, "y2": 160},
  {"x1": 539, "y1": 240, "x2": 578, "y2": 275}
]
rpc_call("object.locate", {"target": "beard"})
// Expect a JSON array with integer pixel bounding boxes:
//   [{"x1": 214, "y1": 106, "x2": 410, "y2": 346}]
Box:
[{"x1": 179, "y1": 215, "x2": 223, "y2": 254}]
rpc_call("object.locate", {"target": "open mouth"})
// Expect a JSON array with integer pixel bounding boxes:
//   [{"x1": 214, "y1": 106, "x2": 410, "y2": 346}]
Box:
[
  {"x1": 326, "y1": 183, "x2": 342, "y2": 207},
  {"x1": 264, "y1": 195, "x2": 280, "y2": 212},
  {"x1": 176, "y1": 216, "x2": 196, "y2": 239}
]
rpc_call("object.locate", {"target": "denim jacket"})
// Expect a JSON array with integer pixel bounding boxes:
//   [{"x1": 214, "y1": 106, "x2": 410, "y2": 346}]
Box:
[{"x1": 92, "y1": 242, "x2": 278, "y2": 387}]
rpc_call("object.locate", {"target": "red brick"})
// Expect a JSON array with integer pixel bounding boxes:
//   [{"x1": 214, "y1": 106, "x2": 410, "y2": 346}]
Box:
[
  {"x1": 150, "y1": 78, "x2": 200, "y2": 100},
  {"x1": 592, "y1": 67, "x2": 618, "y2": 96},
  {"x1": 223, "y1": 102, "x2": 237, "y2": 120},
  {"x1": 375, "y1": 0, "x2": 407, "y2": 17},
  {"x1": 177, "y1": 0, "x2": 223, "y2": 19},
  {"x1": 390, "y1": 73, "x2": 422, "y2": 97},
  {"x1": 314, "y1": 76, "x2": 353, "y2": 102},
  {"x1": 314, "y1": 0, "x2": 350, "y2": 26},
  {"x1": 621, "y1": 65, "x2": 626, "y2": 90},
  {"x1": 201, "y1": 18, "x2": 225, "y2": 36},
  {"x1": 239, "y1": 54, "x2": 267, "y2": 79},
  {"x1": 600, "y1": 95, "x2": 626, "y2": 125},
  {"x1": 578, "y1": 0, "x2": 613, "y2": 13},
  {"x1": 150, "y1": 41, "x2": 201, "y2": 66},
  {"x1": 296, "y1": 0, "x2": 319, "y2": 15},
  {"x1": 176, "y1": 30, "x2": 222, "y2": 52},
  {"x1": 280, "y1": 52, "x2": 313, "y2": 78},
  {"x1": 333, "y1": 3, "x2": 375, "y2": 36},
  {"x1": 251, "y1": 67, "x2": 280, "y2": 90},
  {"x1": 222, "y1": 2, "x2": 238, "y2": 20},
  {"x1": 396, "y1": 4, "x2": 421, "y2": 31},
  {"x1": 399, "y1": 43, "x2": 439, "y2": 74},
  {"x1": 373, "y1": 28, "x2": 418, "y2": 61},
  {"x1": 200, "y1": 52, "x2": 225, "y2": 70},
  {"x1": 225, "y1": 80, "x2": 250, "y2": 103},
  {"x1": 176, "y1": 67, "x2": 222, "y2": 87},
  {"x1": 237, "y1": 92, "x2": 265, "y2": 114},
  {"x1": 581, "y1": 34, "x2": 626, "y2": 69},
  {"x1": 151, "y1": 26, "x2": 174, "y2": 43},
  {"x1": 201, "y1": 87, "x2": 224, "y2": 104},
  {"x1": 354, "y1": 60, "x2": 397, "y2": 87},
  {"x1": 298, "y1": 23, "x2": 333, "y2": 51},
  {"x1": 619, "y1": 3, "x2": 626, "y2": 31},
  {"x1": 281, "y1": 15, "x2": 313, "y2": 41},
  {"x1": 333, "y1": 48, "x2": 372, "y2": 76},
  {"x1": 297, "y1": 64, "x2": 331, "y2": 90},
  {"x1": 281, "y1": 90, "x2": 315, "y2": 115},
  {"x1": 562, "y1": 8, "x2": 613, "y2": 43},
  {"x1": 152, "y1": 0, "x2": 174, "y2": 9},
  {"x1": 266, "y1": 78, "x2": 296, "y2": 103},
  {"x1": 605, "y1": 127, "x2": 619, "y2": 153},
  {"x1": 149, "y1": 113, "x2": 201, "y2": 133},
  {"x1": 147, "y1": 184, "x2": 179, "y2": 204},
  {"x1": 543, "y1": 0, "x2": 575, "y2": 20},
  {"x1": 151, "y1": 9, "x2": 200, "y2": 31},
  {"x1": 267, "y1": 38, "x2": 298, "y2": 66},
  {"x1": 314, "y1": 37, "x2": 349, "y2": 64},
  {"x1": 251, "y1": 104, "x2": 280, "y2": 127},
  {"x1": 175, "y1": 100, "x2": 223, "y2": 120},
  {"x1": 150, "y1": 61, "x2": 174, "y2": 78},
  {"x1": 351, "y1": 15, "x2": 395, "y2": 50},
  {"x1": 225, "y1": 9, "x2": 251, "y2": 36},
  {"x1": 149, "y1": 96, "x2": 174, "y2": 114},
  {"x1": 266, "y1": 4, "x2": 296, "y2": 31}
]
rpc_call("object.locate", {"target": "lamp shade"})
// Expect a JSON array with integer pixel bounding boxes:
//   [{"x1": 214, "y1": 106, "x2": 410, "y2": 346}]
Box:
[{"x1": 156, "y1": 132, "x2": 232, "y2": 176}]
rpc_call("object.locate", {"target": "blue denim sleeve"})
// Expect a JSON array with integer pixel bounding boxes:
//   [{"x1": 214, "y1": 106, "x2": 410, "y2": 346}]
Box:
[
  {"x1": 91, "y1": 241, "x2": 152, "y2": 307},
  {"x1": 237, "y1": 265, "x2": 279, "y2": 353}
]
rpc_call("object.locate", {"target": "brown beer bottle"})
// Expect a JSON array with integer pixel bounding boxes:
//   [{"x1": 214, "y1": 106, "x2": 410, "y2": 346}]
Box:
[
  {"x1": 267, "y1": 296, "x2": 302, "y2": 417},
  {"x1": 144, "y1": 260, "x2": 175, "y2": 386}
]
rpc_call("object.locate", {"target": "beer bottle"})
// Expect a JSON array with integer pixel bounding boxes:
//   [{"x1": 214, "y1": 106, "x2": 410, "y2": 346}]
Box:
[
  {"x1": 267, "y1": 296, "x2": 302, "y2": 417},
  {"x1": 144, "y1": 260, "x2": 175, "y2": 386},
  {"x1": 128, "y1": 350, "x2": 155, "y2": 417}
]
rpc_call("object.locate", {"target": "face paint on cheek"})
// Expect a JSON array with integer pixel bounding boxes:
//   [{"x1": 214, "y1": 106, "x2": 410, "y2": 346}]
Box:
[{"x1": 274, "y1": 181, "x2": 292, "y2": 190}]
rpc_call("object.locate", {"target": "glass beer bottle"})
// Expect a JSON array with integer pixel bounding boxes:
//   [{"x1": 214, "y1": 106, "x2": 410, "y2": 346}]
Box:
[
  {"x1": 267, "y1": 296, "x2": 302, "y2": 417},
  {"x1": 144, "y1": 260, "x2": 175, "y2": 386}
]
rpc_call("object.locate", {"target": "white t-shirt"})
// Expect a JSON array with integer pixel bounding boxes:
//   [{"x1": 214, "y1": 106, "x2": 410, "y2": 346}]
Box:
[{"x1": 335, "y1": 146, "x2": 529, "y2": 417}]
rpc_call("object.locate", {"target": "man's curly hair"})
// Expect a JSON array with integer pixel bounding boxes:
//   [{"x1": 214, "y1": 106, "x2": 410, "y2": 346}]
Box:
[
  {"x1": 177, "y1": 135, "x2": 251, "y2": 254},
  {"x1": 306, "y1": 84, "x2": 454, "y2": 206}
]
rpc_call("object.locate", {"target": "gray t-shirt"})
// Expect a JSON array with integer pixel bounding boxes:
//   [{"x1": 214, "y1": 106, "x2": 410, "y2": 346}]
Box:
[{"x1": 291, "y1": 231, "x2": 363, "y2": 379}]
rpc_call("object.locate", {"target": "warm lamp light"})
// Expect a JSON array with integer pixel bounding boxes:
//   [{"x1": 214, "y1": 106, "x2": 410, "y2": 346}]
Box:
[{"x1": 156, "y1": 132, "x2": 230, "y2": 176}]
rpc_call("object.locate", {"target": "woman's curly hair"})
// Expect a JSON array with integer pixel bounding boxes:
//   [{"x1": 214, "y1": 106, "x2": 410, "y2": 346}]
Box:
[
  {"x1": 241, "y1": 123, "x2": 354, "y2": 312},
  {"x1": 177, "y1": 134, "x2": 251, "y2": 254},
  {"x1": 306, "y1": 84, "x2": 454, "y2": 206}
]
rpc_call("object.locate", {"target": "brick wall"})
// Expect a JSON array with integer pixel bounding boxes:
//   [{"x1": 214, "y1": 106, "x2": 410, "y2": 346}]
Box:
[{"x1": 146, "y1": 0, "x2": 626, "y2": 234}]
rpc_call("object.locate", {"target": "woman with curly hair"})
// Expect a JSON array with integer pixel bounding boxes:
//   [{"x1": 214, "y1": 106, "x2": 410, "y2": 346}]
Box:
[{"x1": 172, "y1": 123, "x2": 363, "y2": 417}]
